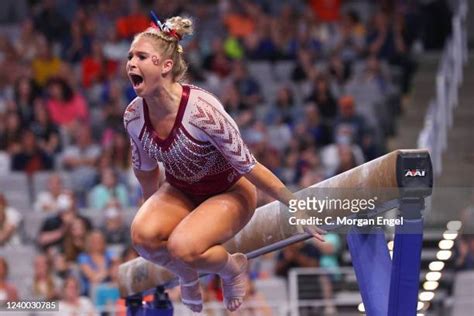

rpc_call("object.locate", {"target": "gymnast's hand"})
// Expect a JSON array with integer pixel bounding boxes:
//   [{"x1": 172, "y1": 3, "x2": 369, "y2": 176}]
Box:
[{"x1": 304, "y1": 225, "x2": 326, "y2": 242}]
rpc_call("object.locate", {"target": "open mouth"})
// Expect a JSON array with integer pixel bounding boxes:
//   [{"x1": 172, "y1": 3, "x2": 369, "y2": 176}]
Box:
[{"x1": 130, "y1": 74, "x2": 144, "y2": 88}]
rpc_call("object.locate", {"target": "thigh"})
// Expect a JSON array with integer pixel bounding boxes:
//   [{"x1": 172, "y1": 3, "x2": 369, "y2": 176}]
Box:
[
  {"x1": 170, "y1": 177, "x2": 257, "y2": 252},
  {"x1": 131, "y1": 182, "x2": 195, "y2": 241}
]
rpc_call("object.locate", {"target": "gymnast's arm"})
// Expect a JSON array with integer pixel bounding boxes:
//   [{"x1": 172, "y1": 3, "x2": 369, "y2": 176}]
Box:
[
  {"x1": 245, "y1": 162, "x2": 294, "y2": 207},
  {"x1": 134, "y1": 167, "x2": 160, "y2": 201},
  {"x1": 245, "y1": 162, "x2": 325, "y2": 241}
]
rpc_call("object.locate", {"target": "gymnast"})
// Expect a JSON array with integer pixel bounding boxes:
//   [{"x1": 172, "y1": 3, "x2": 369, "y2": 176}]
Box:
[{"x1": 123, "y1": 13, "x2": 325, "y2": 313}]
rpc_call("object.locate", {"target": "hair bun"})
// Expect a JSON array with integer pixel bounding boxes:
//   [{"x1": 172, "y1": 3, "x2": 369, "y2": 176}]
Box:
[{"x1": 165, "y1": 16, "x2": 193, "y2": 41}]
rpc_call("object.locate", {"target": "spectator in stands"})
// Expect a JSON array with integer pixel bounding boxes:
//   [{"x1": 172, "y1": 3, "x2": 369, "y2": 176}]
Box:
[
  {"x1": 292, "y1": 49, "x2": 318, "y2": 82},
  {"x1": 14, "y1": 76, "x2": 39, "y2": 124},
  {"x1": 333, "y1": 144, "x2": 358, "y2": 175},
  {"x1": 301, "y1": 104, "x2": 333, "y2": 146},
  {"x1": 33, "y1": 0, "x2": 69, "y2": 43},
  {"x1": 78, "y1": 230, "x2": 115, "y2": 296},
  {"x1": 0, "y1": 111, "x2": 22, "y2": 154},
  {"x1": 30, "y1": 253, "x2": 61, "y2": 300},
  {"x1": 312, "y1": 233, "x2": 342, "y2": 315},
  {"x1": 34, "y1": 173, "x2": 66, "y2": 213},
  {"x1": 279, "y1": 150, "x2": 300, "y2": 186},
  {"x1": 13, "y1": 19, "x2": 39, "y2": 63},
  {"x1": 0, "y1": 193, "x2": 22, "y2": 247},
  {"x1": 460, "y1": 193, "x2": 474, "y2": 233},
  {"x1": 62, "y1": 127, "x2": 101, "y2": 200},
  {"x1": 88, "y1": 168, "x2": 129, "y2": 209},
  {"x1": 202, "y1": 37, "x2": 233, "y2": 79},
  {"x1": 0, "y1": 257, "x2": 18, "y2": 302},
  {"x1": 11, "y1": 129, "x2": 54, "y2": 173},
  {"x1": 320, "y1": 142, "x2": 365, "y2": 178},
  {"x1": 333, "y1": 96, "x2": 367, "y2": 147},
  {"x1": 59, "y1": 274, "x2": 96, "y2": 316},
  {"x1": 275, "y1": 241, "x2": 319, "y2": 279},
  {"x1": 232, "y1": 61, "x2": 263, "y2": 108},
  {"x1": 30, "y1": 98, "x2": 62, "y2": 156},
  {"x1": 63, "y1": 217, "x2": 90, "y2": 263},
  {"x1": 37, "y1": 192, "x2": 91, "y2": 252},
  {"x1": 294, "y1": 144, "x2": 323, "y2": 186},
  {"x1": 81, "y1": 40, "x2": 118, "y2": 88},
  {"x1": 115, "y1": 0, "x2": 148, "y2": 40},
  {"x1": 328, "y1": 52, "x2": 352, "y2": 86},
  {"x1": 45, "y1": 77, "x2": 89, "y2": 130},
  {"x1": 242, "y1": 13, "x2": 278, "y2": 61},
  {"x1": 221, "y1": 83, "x2": 252, "y2": 120},
  {"x1": 454, "y1": 235, "x2": 474, "y2": 271},
  {"x1": 62, "y1": 21, "x2": 90, "y2": 64},
  {"x1": 51, "y1": 252, "x2": 70, "y2": 282},
  {"x1": 94, "y1": 259, "x2": 121, "y2": 314},
  {"x1": 223, "y1": 1, "x2": 257, "y2": 39},
  {"x1": 265, "y1": 86, "x2": 299, "y2": 127},
  {"x1": 334, "y1": 10, "x2": 366, "y2": 63},
  {"x1": 366, "y1": 11, "x2": 415, "y2": 94},
  {"x1": 103, "y1": 27, "x2": 130, "y2": 63},
  {"x1": 31, "y1": 36, "x2": 62, "y2": 87},
  {"x1": 104, "y1": 132, "x2": 132, "y2": 183},
  {"x1": 305, "y1": 75, "x2": 338, "y2": 122},
  {"x1": 101, "y1": 81, "x2": 128, "y2": 137},
  {"x1": 100, "y1": 202, "x2": 130, "y2": 246},
  {"x1": 308, "y1": 0, "x2": 341, "y2": 23}
]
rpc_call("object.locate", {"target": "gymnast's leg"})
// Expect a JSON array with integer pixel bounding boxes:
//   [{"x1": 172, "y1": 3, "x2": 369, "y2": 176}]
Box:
[
  {"x1": 167, "y1": 177, "x2": 257, "y2": 311},
  {"x1": 130, "y1": 182, "x2": 203, "y2": 312}
]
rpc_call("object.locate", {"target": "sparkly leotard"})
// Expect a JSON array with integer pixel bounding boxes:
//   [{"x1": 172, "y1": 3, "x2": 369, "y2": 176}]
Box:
[{"x1": 123, "y1": 84, "x2": 256, "y2": 197}]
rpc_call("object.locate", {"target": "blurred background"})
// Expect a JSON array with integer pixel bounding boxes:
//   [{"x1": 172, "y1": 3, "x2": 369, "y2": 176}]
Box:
[{"x1": 0, "y1": 0, "x2": 472, "y2": 315}]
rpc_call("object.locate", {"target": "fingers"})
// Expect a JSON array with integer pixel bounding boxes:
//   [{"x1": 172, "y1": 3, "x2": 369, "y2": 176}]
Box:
[{"x1": 303, "y1": 226, "x2": 327, "y2": 242}]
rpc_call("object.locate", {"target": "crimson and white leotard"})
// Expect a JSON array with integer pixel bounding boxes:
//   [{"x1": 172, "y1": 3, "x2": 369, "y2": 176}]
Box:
[{"x1": 123, "y1": 84, "x2": 256, "y2": 196}]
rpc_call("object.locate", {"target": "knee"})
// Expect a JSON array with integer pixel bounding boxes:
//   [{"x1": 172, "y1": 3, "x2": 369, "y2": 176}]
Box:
[
  {"x1": 130, "y1": 219, "x2": 167, "y2": 259},
  {"x1": 167, "y1": 234, "x2": 202, "y2": 265}
]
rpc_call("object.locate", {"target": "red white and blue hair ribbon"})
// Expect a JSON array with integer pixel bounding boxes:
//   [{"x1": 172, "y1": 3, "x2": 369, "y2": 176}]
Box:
[{"x1": 150, "y1": 11, "x2": 182, "y2": 40}]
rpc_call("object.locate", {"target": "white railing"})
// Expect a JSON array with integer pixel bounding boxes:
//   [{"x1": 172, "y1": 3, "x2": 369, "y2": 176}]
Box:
[
  {"x1": 288, "y1": 267, "x2": 360, "y2": 316},
  {"x1": 417, "y1": 0, "x2": 469, "y2": 175}
]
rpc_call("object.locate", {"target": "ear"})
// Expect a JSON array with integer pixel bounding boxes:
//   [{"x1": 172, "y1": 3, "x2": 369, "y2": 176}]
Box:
[{"x1": 161, "y1": 59, "x2": 174, "y2": 76}]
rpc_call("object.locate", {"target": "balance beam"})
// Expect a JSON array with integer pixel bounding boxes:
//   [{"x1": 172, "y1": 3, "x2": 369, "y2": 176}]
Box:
[{"x1": 118, "y1": 149, "x2": 432, "y2": 297}]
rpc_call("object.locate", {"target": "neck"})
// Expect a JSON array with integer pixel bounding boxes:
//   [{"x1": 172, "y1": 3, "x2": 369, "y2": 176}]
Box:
[{"x1": 144, "y1": 82, "x2": 182, "y2": 120}]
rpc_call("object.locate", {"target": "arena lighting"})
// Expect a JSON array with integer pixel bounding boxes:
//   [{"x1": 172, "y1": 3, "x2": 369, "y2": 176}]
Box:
[
  {"x1": 387, "y1": 240, "x2": 394, "y2": 251},
  {"x1": 429, "y1": 261, "x2": 445, "y2": 271},
  {"x1": 419, "y1": 291, "x2": 435, "y2": 302},
  {"x1": 439, "y1": 239, "x2": 454, "y2": 250},
  {"x1": 417, "y1": 301, "x2": 425, "y2": 311},
  {"x1": 443, "y1": 231, "x2": 458, "y2": 240},
  {"x1": 423, "y1": 281, "x2": 439, "y2": 291},
  {"x1": 426, "y1": 272, "x2": 442, "y2": 282},
  {"x1": 436, "y1": 250, "x2": 452, "y2": 260},
  {"x1": 446, "y1": 220, "x2": 462, "y2": 231},
  {"x1": 357, "y1": 302, "x2": 365, "y2": 312}
]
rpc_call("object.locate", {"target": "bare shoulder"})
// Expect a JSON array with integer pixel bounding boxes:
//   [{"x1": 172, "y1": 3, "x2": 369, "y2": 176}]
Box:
[{"x1": 123, "y1": 97, "x2": 143, "y2": 127}]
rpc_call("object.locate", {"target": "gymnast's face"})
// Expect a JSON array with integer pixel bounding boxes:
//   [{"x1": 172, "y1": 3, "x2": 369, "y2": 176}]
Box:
[{"x1": 127, "y1": 37, "x2": 174, "y2": 97}]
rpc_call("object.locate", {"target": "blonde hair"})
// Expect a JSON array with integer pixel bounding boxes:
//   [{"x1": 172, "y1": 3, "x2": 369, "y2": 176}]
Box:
[{"x1": 133, "y1": 16, "x2": 193, "y2": 82}]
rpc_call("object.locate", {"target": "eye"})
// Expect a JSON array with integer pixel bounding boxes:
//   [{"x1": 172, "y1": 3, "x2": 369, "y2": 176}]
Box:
[
  {"x1": 138, "y1": 55, "x2": 146, "y2": 60},
  {"x1": 127, "y1": 53, "x2": 132, "y2": 60}
]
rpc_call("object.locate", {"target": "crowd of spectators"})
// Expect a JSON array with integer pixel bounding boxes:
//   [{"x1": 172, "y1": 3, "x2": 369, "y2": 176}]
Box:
[{"x1": 0, "y1": 0, "x2": 452, "y2": 314}]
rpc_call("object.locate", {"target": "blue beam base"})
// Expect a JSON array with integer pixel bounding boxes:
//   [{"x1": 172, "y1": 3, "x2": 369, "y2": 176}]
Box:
[
  {"x1": 388, "y1": 218, "x2": 424, "y2": 316},
  {"x1": 347, "y1": 227, "x2": 392, "y2": 316}
]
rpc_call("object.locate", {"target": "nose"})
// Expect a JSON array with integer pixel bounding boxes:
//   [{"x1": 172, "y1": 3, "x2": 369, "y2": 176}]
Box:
[{"x1": 127, "y1": 57, "x2": 137, "y2": 70}]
